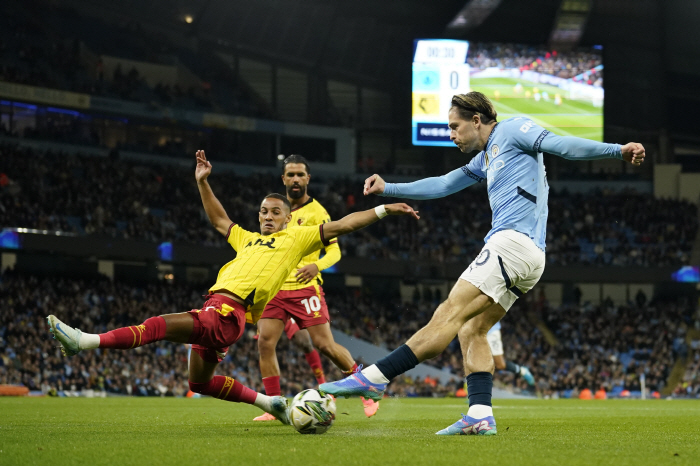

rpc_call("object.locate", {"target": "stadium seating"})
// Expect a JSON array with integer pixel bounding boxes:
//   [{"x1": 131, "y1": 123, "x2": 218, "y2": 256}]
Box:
[
  {"x1": 1, "y1": 144, "x2": 696, "y2": 267},
  {"x1": 2, "y1": 270, "x2": 696, "y2": 398},
  {"x1": 0, "y1": 0, "x2": 269, "y2": 118}
]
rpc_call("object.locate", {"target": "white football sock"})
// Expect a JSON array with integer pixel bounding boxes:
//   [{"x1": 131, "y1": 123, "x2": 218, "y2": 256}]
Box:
[
  {"x1": 79, "y1": 333, "x2": 100, "y2": 350},
  {"x1": 467, "y1": 404, "x2": 493, "y2": 419},
  {"x1": 361, "y1": 365, "x2": 390, "y2": 384},
  {"x1": 253, "y1": 393, "x2": 272, "y2": 412}
]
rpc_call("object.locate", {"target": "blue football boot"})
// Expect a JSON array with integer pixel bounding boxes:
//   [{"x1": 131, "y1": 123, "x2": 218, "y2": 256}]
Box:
[
  {"x1": 319, "y1": 367, "x2": 385, "y2": 402},
  {"x1": 436, "y1": 414, "x2": 497, "y2": 436}
]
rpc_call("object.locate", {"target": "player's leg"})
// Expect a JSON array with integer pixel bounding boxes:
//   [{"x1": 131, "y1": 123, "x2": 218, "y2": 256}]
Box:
[
  {"x1": 489, "y1": 330, "x2": 507, "y2": 371},
  {"x1": 320, "y1": 279, "x2": 493, "y2": 401},
  {"x1": 306, "y1": 323, "x2": 355, "y2": 372},
  {"x1": 286, "y1": 286, "x2": 380, "y2": 417},
  {"x1": 253, "y1": 317, "x2": 286, "y2": 421},
  {"x1": 493, "y1": 354, "x2": 506, "y2": 371},
  {"x1": 306, "y1": 321, "x2": 380, "y2": 417},
  {"x1": 490, "y1": 329, "x2": 535, "y2": 385},
  {"x1": 48, "y1": 312, "x2": 194, "y2": 356},
  {"x1": 257, "y1": 318, "x2": 286, "y2": 396},
  {"x1": 486, "y1": 346, "x2": 535, "y2": 385},
  {"x1": 187, "y1": 347, "x2": 290, "y2": 424},
  {"x1": 290, "y1": 325, "x2": 327, "y2": 385},
  {"x1": 437, "y1": 232, "x2": 544, "y2": 435},
  {"x1": 437, "y1": 304, "x2": 504, "y2": 436},
  {"x1": 320, "y1": 230, "x2": 544, "y2": 408}
]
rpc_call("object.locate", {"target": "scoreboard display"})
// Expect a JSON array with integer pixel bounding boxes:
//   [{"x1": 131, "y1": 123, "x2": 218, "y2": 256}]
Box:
[
  {"x1": 412, "y1": 39, "x2": 604, "y2": 146},
  {"x1": 412, "y1": 39, "x2": 471, "y2": 147}
]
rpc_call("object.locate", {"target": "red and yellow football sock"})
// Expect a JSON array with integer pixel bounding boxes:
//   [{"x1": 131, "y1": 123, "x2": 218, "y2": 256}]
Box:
[
  {"x1": 304, "y1": 350, "x2": 326, "y2": 384},
  {"x1": 342, "y1": 363, "x2": 359, "y2": 376},
  {"x1": 188, "y1": 376, "x2": 258, "y2": 404},
  {"x1": 99, "y1": 316, "x2": 166, "y2": 349},
  {"x1": 262, "y1": 376, "x2": 281, "y2": 397}
]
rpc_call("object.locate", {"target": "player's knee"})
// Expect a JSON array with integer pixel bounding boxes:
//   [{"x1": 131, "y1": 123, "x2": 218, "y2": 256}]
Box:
[
  {"x1": 257, "y1": 334, "x2": 277, "y2": 354},
  {"x1": 313, "y1": 339, "x2": 334, "y2": 356}
]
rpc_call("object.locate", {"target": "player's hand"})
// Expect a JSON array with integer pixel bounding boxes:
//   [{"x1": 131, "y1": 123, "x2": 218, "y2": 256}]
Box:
[
  {"x1": 195, "y1": 150, "x2": 212, "y2": 182},
  {"x1": 295, "y1": 263, "x2": 319, "y2": 284},
  {"x1": 364, "y1": 174, "x2": 386, "y2": 196},
  {"x1": 621, "y1": 143, "x2": 645, "y2": 166},
  {"x1": 385, "y1": 203, "x2": 420, "y2": 220}
]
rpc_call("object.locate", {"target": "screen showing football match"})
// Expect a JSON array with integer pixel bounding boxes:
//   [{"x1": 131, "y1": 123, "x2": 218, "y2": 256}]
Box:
[{"x1": 412, "y1": 39, "x2": 604, "y2": 146}]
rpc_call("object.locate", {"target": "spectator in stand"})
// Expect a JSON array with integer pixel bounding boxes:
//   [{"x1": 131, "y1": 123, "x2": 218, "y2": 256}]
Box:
[
  {"x1": 1, "y1": 270, "x2": 692, "y2": 399},
  {"x1": 467, "y1": 42, "x2": 602, "y2": 83},
  {"x1": 1, "y1": 145, "x2": 695, "y2": 267}
]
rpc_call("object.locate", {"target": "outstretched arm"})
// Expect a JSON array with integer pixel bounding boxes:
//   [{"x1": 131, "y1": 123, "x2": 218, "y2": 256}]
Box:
[
  {"x1": 363, "y1": 167, "x2": 478, "y2": 200},
  {"x1": 195, "y1": 150, "x2": 233, "y2": 236},
  {"x1": 321, "y1": 204, "x2": 419, "y2": 242},
  {"x1": 539, "y1": 133, "x2": 645, "y2": 165}
]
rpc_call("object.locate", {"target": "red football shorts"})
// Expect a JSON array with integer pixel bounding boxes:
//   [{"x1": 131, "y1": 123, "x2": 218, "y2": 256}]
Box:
[
  {"x1": 188, "y1": 294, "x2": 246, "y2": 363},
  {"x1": 261, "y1": 286, "x2": 330, "y2": 330}
]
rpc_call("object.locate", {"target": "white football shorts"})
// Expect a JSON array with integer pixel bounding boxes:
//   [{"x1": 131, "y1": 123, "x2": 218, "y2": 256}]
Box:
[
  {"x1": 487, "y1": 330, "x2": 504, "y2": 357},
  {"x1": 460, "y1": 229, "x2": 545, "y2": 311}
]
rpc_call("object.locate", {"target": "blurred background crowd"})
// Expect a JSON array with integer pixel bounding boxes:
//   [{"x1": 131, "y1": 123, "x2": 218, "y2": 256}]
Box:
[
  {"x1": 1, "y1": 145, "x2": 695, "y2": 268},
  {"x1": 2, "y1": 271, "x2": 698, "y2": 399}
]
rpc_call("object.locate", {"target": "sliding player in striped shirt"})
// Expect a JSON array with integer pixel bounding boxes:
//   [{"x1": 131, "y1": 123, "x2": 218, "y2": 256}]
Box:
[{"x1": 48, "y1": 150, "x2": 418, "y2": 425}]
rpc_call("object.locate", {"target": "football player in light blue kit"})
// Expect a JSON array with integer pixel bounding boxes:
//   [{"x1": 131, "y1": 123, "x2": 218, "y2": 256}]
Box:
[
  {"x1": 320, "y1": 91, "x2": 645, "y2": 435},
  {"x1": 486, "y1": 321, "x2": 535, "y2": 385}
]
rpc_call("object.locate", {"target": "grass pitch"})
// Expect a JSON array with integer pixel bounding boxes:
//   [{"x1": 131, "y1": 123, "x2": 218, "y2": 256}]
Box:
[
  {"x1": 1, "y1": 397, "x2": 698, "y2": 466},
  {"x1": 471, "y1": 77, "x2": 603, "y2": 141}
]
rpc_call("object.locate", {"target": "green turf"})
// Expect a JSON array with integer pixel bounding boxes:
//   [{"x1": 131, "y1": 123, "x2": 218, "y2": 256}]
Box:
[
  {"x1": 471, "y1": 77, "x2": 603, "y2": 141},
  {"x1": 1, "y1": 397, "x2": 698, "y2": 466}
]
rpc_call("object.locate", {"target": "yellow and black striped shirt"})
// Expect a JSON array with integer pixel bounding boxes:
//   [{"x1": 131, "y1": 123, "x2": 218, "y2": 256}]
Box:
[{"x1": 209, "y1": 222, "x2": 329, "y2": 324}]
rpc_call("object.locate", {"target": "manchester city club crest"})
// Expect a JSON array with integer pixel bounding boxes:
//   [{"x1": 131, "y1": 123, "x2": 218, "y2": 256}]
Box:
[{"x1": 491, "y1": 144, "x2": 500, "y2": 158}]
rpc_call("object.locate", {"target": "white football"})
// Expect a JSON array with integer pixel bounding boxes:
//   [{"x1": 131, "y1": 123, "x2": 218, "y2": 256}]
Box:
[{"x1": 289, "y1": 389, "x2": 336, "y2": 434}]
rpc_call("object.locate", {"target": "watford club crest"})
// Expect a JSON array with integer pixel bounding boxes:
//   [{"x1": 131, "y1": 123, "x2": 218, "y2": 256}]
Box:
[{"x1": 297, "y1": 218, "x2": 305, "y2": 226}]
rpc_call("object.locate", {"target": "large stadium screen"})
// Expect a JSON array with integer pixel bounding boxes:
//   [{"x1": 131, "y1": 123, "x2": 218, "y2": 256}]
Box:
[{"x1": 412, "y1": 39, "x2": 604, "y2": 146}]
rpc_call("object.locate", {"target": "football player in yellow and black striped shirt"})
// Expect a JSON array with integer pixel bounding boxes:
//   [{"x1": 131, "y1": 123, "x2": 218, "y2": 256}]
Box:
[
  {"x1": 47, "y1": 149, "x2": 418, "y2": 426},
  {"x1": 254, "y1": 155, "x2": 378, "y2": 420}
]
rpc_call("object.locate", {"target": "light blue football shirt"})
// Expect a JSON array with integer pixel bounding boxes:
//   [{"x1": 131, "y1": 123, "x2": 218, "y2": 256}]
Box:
[
  {"x1": 381, "y1": 117, "x2": 623, "y2": 250},
  {"x1": 488, "y1": 321, "x2": 501, "y2": 334}
]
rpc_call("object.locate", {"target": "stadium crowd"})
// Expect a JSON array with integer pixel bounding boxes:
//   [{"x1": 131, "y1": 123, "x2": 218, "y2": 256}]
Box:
[
  {"x1": 0, "y1": 271, "x2": 344, "y2": 398},
  {"x1": 2, "y1": 271, "x2": 698, "y2": 399},
  {"x1": 330, "y1": 287, "x2": 696, "y2": 397},
  {"x1": 467, "y1": 42, "x2": 603, "y2": 85},
  {"x1": 674, "y1": 329, "x2": 700, "y2": 398},
  {"x1": 1, "y1": 145, "x2": 696, "y2": 267}
]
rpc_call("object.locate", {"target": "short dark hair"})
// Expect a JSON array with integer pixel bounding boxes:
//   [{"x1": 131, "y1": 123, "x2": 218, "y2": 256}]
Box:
[
  {"x1": 451, "y1": 92, "x2": 498, "y2": 124},
  {"x1": 263, "y1": 193, "x2": 292, "y2": 212},
  {"x1": 282, "y1": 154, "x2": 310, "y2": 175}
]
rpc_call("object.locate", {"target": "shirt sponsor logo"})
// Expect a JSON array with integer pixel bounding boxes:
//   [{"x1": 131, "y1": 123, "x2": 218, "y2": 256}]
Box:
[{"x1": 245, "y1": 238, "x2": 276, "y2": 249}]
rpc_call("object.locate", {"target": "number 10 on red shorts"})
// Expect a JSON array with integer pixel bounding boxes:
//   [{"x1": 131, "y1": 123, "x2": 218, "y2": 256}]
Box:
[{"x1": 261, "y1": 286, "x2": 331, "y2": 329}]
